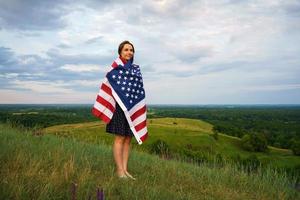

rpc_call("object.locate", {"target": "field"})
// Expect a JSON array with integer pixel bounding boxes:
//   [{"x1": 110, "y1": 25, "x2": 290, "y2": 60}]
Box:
[
  {"x1": 1, "y1": 104, "x2": 300, "y2": 199},
  {"x1": 43, "y1": 117, "x2": 300, "y2": 172},
  {"x1": 1, "y1": 123, "x2": 299, "y2": 199}
]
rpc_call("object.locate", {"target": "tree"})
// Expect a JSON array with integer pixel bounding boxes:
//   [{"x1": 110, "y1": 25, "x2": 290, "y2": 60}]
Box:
[
  {"x1": 290, "y1": 138, "x2": 300, "y2": 156},
  {"x1": 241, "y1": 133, "x2": 268, "y2": 152}
]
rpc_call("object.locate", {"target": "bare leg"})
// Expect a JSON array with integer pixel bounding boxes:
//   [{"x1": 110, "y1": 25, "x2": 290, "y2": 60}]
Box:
[
  {"x1": 113, "y1": 135, "x2": 126, "y2": 176},
  {"x1": 122, "y1": 136, "x2": 132, "y2": 172},
  {"x1": 123, "y1": 136, "x2": 136, "y2": 179}
]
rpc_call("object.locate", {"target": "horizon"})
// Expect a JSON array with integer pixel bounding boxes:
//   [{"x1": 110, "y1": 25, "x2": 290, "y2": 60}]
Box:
[{"x1": 1, "y1": 103, "x2": 300, "y2": 106}]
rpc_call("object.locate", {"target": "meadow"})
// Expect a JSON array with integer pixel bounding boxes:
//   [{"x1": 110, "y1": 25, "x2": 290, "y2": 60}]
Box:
[
  {"x1": 0, "y1": 123, "x2": 299, "y2": 199},
  {"x1": 0, "y1": 104, "x2": 300, "y2": 199}
]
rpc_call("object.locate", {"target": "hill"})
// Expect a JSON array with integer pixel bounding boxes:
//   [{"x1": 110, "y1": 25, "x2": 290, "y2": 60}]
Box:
[
  {"x1": 0, "y1": 123, "x2": 299, "y2": 199},
  {"x1": 43, "y1": 117, "x2": 300, "y2": 171}
]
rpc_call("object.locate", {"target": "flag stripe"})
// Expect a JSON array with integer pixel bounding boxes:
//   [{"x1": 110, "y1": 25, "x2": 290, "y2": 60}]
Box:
[
  {"x1": 128, "y1": 99, "x2": 146, "y2": 115},
  {"x1": 131, "y1": 105, "x2": 147, "y2": 121},
  {"x1": 135, "y1": 120, "x2": 147, "y2": 132},
  {"x1": 132, "y1": 112, "x2": 146, "y2": 127},
  {"x1": 91, "y1": 107, "x2": 111, "y2": 123},
  {"x1": 96, "y1": 95, "x2": 115, "y2": 113},
  {"x1": 140, "y1": 132, "x2": 148, "y2": 141},
  {"x1": 100, "y1": 81, "x2": 112, "y2": 96},
  {"x1": 93, "y1": 101, "x2": 114, "y2": 119}
]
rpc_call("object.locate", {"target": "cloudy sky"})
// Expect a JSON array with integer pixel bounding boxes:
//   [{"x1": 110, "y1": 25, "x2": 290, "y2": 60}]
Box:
[{"x1": 0, "y1": 0, "x2": 299, "y2": 105}]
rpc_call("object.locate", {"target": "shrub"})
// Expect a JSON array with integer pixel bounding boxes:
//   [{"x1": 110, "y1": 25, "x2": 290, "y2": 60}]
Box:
[
  {"x1": 149, "y1": 139, "x2": 171, "y2": 159},
  {"x1": 241, "y1": 133, "x2": 268, "y2": 152},
  {"x1": 181, "y1": 149, "x2": 208, "y2": 165},
  {"x1": 290, "y1": 138, "x2": 300, "y2": 156}
]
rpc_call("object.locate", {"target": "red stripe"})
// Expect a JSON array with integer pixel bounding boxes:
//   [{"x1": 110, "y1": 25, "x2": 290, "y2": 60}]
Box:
[
  {"x1": 91, "y1": 107, "x2": 111, "y2": 124},
  {"x1": 112, "y1": 61, "x2": 118, "y2": 68},
  {"x1": 135, "y1": 119, "x2": 146, "y2": 132},
  {"x1": 130, "y1": 105, "x2": 146, "y2": 121},
  {"x1": 140, "y1": 132, "x2": 148, "y2": 142},
  {"x1": 119, "y1": 56, "x2": 127, "y2": 65},
  {"x1": 101, "y1": 83, "x2": 112, "y2": 96},
  {"x1": 96, "y1": 95, "x2": 115, "y2": 113}
]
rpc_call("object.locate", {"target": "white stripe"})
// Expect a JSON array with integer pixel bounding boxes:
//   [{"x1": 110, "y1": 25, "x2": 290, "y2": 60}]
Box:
[
  {"x1": 137, "y1": 126, "x2": 148, "y2": 138},
  {"x1": 93, "y1": 101, "x2": 114, "y2": 119},
  {"x1": 128, "y1": 99, "x2": 146, "y2": 115},
  {"x1": 132, "y1": 113, "x2": 146, "y2": 126},
  {"x1": 98, "y1": 87, "x2": 115, "y2": 105},
  {"x1": 98, "y1": 90, "x2": 116, "y2": 108},
  {"x1": 115, "y1": 58, "x2": 124, "y2": 66}
]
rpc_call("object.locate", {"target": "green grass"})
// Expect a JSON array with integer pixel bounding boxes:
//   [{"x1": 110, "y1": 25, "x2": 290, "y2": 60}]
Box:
[
  {"x1": 0, "y1": 123, "x2": 299, "y2": 199},
  {"x1": 43, "y1": 117, "x2": 300, "y2": 170}
]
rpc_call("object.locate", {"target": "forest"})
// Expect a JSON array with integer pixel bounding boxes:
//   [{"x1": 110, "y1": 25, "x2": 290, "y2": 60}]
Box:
[{"x1": 0, "y1": 104, "x2": 299, "y2": 154}]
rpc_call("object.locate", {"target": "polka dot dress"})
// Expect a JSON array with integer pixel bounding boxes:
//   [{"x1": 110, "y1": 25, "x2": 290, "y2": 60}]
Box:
[{"x1": 106, "y1": 102, "x2": 134, "y2": 137}]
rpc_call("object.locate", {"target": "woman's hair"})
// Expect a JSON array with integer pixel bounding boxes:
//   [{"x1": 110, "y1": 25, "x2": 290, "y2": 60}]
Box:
[{"x1": 118, "y1": 40, "x2": 135, "y2": 55}]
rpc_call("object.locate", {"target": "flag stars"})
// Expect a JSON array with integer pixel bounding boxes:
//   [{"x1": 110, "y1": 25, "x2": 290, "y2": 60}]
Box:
[{"x1": 110, "y1": 65, "x2": 144, "y2": 105}]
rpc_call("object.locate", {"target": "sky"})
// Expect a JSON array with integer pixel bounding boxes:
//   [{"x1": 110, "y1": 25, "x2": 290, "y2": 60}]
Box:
[{"x1": 0, "y1": 0, "x2": 299, "y2": 105}]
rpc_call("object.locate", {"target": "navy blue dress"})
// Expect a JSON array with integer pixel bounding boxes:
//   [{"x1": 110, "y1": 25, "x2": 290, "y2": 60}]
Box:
[{"x1": 106, "y1": 102, "x2": 134, "y2": 137}]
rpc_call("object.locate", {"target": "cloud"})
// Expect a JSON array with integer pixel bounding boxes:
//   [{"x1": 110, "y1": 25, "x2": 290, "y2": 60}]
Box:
[
  {"x1": 60, "y1": 64, "x2": 103, "y2": 73},
  {"x1": 0, "y1": 0, "x2": 71, "y2": 31},
  {"x1": 0, "y1": 46, "x2": 16, "y2": 66},
  {"x1": 0, "y1": 0, "x2": 300, "y2": 104},
  {"x1": 84, "y1": 36, "x2": 104, "y2": 45},
  {"x1": 7, "y1": 80, "x2": 74, "y2": 94}
]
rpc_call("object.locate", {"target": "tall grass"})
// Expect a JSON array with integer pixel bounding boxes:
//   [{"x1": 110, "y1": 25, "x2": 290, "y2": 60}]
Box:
[{"x1": 0, "y1": 123, "x2": 299, "y2": 199}]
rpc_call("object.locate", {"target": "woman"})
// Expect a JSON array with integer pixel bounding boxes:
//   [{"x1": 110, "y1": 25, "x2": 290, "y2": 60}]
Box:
[{"x1": 105, "y1": 40, "x2": 137, "y2": 180}]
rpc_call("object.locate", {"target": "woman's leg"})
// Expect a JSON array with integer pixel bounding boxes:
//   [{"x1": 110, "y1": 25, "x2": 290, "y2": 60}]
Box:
[
  {"x1": 122, "y1": 136, "x2": 132, "y2": 172},
  {"x1": 113, "y1": 135, "x2": 126, "y2": 176}
]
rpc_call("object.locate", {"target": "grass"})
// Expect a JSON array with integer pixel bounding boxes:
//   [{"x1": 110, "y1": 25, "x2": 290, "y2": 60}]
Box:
[
  {"x1": 43, "y1": 117, "x2": 300, "y2": 170},
  {"x1": 0, "y1": 123, "x2": 299, "y2": 199}
]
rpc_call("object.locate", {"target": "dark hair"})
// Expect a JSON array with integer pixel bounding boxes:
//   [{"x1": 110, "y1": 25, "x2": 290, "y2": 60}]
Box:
[{"x1": 118, "y1": 40, "x2": 135, "y2": 55}]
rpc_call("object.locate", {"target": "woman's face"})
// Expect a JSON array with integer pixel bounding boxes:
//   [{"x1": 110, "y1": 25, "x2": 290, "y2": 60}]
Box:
[{"x1": 120, "y1": 44, "x2": 134, "y2": 61}]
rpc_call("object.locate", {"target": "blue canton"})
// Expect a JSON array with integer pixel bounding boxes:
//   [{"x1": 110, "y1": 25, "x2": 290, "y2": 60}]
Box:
[{"x1": 106, "y1": 59, "x2": 145, "y2": 110}]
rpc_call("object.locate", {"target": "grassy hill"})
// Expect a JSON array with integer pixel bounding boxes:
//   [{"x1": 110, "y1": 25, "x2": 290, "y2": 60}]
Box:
[
  {"x1": 0, "y1": 123, "x2": 299, "y2": 199},
  {"x1": 43, "y1": 117, "x2": 300, "y2": 171}
]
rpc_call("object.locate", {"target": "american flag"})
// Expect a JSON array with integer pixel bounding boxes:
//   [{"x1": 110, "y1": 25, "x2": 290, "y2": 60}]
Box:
[{"x1": 92, "y1": 56, "x2": 148, "y2": 145}]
